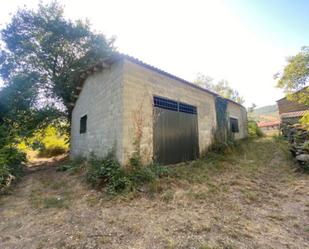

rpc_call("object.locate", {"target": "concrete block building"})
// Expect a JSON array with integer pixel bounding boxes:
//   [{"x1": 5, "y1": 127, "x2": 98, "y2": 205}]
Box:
[{"x1": 70, "y1": 54, "x2": 248, "y2": 165}]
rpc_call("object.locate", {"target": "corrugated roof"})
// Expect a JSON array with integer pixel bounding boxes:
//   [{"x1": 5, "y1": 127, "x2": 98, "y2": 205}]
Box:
[
  {"x1": 72, "y1": 53, "x2": 246, "y2": 109},
  {"x1": 257, "y1": 121, "x2": 280, "y2": 128},
  {"x1": 280, "y1": 110, "x2": 309, "y2": 118}
]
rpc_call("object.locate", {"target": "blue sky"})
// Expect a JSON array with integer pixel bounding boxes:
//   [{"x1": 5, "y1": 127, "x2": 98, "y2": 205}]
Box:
[
  {"x1": 227, "y1": 0, "x2": 309, "y2": 51},
  {"x1": 0, "y1": 0, "x2": 308, "y2": 107}
]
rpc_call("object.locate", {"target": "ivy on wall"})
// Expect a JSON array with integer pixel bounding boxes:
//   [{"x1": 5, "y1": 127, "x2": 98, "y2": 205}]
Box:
[{"x1": 213, "y1": 97, "x2": 233, "y2": 145}]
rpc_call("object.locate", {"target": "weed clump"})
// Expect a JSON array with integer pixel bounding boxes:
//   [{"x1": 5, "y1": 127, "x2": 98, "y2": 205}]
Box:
[
  {"x1": 0, "y1": 126, "x2": 26, "y2": 193},
  {"x1": 248, "y1": 119, "x2": 264, "y2": 137},
  {"x1": 61, "y1": 151, "x2": 169, "y2": 195}
]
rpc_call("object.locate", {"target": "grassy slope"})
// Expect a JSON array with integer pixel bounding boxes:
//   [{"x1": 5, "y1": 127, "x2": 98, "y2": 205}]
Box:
[
  {"x1": 252, "y1": 104, "x2": 279, "y2": 122},
  {"x1": 0, "y1": 137, "x2": 308, "y2": 249}
]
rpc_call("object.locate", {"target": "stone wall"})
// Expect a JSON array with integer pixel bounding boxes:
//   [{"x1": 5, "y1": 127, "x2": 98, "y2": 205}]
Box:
[
  {"x1": 281, "y1": 124, "x2": 309, "y2": 170},
  {"x1": 70, "y1": 61, "x2": 124, "y2": 162}
]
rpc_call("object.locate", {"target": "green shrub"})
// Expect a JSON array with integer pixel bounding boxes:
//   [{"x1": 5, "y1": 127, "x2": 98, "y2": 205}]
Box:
[
  {"x1": 303, "y1": 141, "x2": 309, "y2": 153},
  {"x1": 86, "y1": 152, "x2": 131, "y2": 194},
  {"x1": 84, "y1": 152, "x2": 169, "y2": 195},
  {"x1": 208, "y1": 139, "x2": 235, "y2": 154},
  {"x1": 300, "y1": 112, "x2": 309, "y2": 130},
  {"x1": 36, "y1": 125, "x2": 68, "y2": 157},
  {"x1": 0, "y1": 164, "x2": 11, "y2": 191},
  {"x1": 57, "y1": 157, "x2": 84, "y2": 173},
  {"x1": 18, "y1": 125, "x2": 68, "y2": 158},
  {"x1": 0, "y1": 146, "x2": 26, "y2": 193},
  {"x1": 248, "y1": 119, "x2": 264, "y2": 137}
]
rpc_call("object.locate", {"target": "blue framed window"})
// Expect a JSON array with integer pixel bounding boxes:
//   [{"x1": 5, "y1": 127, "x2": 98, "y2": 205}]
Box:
[
  {"x1": 179, "y1": 102, "x2": 197, "y2": 114},
  {"x1": 154, "y1": 96, "x2": 197, "y2": 114},
  {"x1": 154, "y1": 96, "x2": 178, "y2": 111}
]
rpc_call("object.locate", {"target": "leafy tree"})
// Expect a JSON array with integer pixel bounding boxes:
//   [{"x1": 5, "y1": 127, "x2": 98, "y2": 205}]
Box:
[
  {"x1": 275, "y1": 46, "x2": 309, "y2": 128},
  {"x1": 0, "y1": 1, "x2": 115, "y2": 130},
  {"x1": 194, "y1": 73, "x2": 245, "y2": 104},
  {"x1": 0, "y1": 1, "x2": 115, "y2": 187},
  {"x1": 247, "y1": 103, "x2": 257, "y2": 115},
  {"x1": 275, "y1": 46, "x2": 309, "y2": 105}
]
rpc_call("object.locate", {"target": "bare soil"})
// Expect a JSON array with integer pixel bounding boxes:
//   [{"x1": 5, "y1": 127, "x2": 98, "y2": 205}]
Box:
[{"x1": 0, "y1": 138, "x2": 308, "y2": 249}]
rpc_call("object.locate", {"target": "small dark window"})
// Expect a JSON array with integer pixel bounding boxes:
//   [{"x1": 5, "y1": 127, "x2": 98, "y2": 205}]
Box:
[
  {"x1": 230, "y1": 117, "x2": 239, "y2": 133},
  {"x1": 80, "y1": 115, "x2": 87, "y2": 134}
]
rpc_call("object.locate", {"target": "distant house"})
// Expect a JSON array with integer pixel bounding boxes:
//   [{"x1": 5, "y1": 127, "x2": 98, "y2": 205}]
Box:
[
  {"x1": 70, "y1": 54, "x2": 247, "y2": 165},
  {"x1": 258, "y1": 121, "x2": 280, "y2": 129},
  {"x1": 257, "y1": 121, "x2": 280, "y2": 133},
  {"x1": 277, "y1": 87, "x2": 309, "y2": 125}
]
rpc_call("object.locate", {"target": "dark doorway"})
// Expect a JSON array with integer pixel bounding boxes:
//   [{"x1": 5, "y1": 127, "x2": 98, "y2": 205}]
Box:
[{"x1": 153, "y1": 96, "x2": 199, "y2": 164}]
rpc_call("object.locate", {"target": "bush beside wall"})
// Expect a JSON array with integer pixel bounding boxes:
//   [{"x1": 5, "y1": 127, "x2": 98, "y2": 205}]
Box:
[{"x1": 0, "y1": 126, "x2": 26, "y2": 193}]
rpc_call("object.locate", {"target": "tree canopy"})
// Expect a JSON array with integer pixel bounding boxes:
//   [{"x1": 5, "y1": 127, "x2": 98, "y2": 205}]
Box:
[
  {"x1": 0, "y1": 1, "x2": 115, "y2": 136},
  {"x1": 194, "y1": 73, "x2": 245, "y2": 104},
  {"x1": 275, "y1": 46, "x2": 309, "y2": 128},
  {"x1": 275, "y1": 46, "x2": 309, "y2": 105}
]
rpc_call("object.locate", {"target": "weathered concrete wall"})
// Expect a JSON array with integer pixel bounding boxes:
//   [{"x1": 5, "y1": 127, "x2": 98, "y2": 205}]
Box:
[
  {"x1": 227, "y1": 101, "x2": 248, "y2": 140},
  {"x1": 70, "y1": 61, "x2": 124, "y2": 162},
  {"x1": 70, "y1": 57, "x2": 248, "y2": 165},
  {"x1": 122, "y1": 59, "x2": 218, "y2": 165}
]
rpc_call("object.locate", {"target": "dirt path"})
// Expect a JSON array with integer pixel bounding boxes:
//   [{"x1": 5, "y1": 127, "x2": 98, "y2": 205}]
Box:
[{"x1": 0, "y1": 138, "x2": 308, "y2": 249}]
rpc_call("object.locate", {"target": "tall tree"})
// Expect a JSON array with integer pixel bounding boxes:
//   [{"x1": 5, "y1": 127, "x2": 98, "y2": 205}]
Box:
[
  {"x1": 194, "y1": 73, "x2": 245, "y2": 104},
  {"x1": 275, "y1": 46, "x2": 309, "y2": 128},
  {"x1": 275, "y1": 46, "x2": 309, "y2": 105},
  {"x1": 0, "y1": 1, "x2": 115, "y2": 132}
]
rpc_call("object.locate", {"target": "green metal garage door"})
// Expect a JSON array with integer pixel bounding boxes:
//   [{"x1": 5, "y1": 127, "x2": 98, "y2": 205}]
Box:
[{"x1": 153, "y1": 96, "x2": 199, "y2": 164}]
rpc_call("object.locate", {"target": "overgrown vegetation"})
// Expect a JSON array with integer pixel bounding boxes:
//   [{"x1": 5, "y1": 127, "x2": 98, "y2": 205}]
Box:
[
  {"x1": 209, "y1": 97, "x2": 236, "y2": 154},
  {"x1": 194, "y1": 73, "x2": 245, "y2": 104},
  {"x1": 248, "y1": 119, "x2": 264, "y2": 137},
  {"x1": 60, "y1": 152, "x2": 169, "y2": 195},
  {"x1": 0, "y1": 1, "x2": 115, "y2": 193},
  {"x1": 247, "y1": 103, "x2": 264, "y2": 137},
  {"x1": 18, "y1": 125, "x2": 68, "y2": 158},
  {"x1": 0, "y1": 126, "x2": 26, "y2": 193},
  {"x1": 275, "y1": 46, "x2": 309, "y2": 128}
]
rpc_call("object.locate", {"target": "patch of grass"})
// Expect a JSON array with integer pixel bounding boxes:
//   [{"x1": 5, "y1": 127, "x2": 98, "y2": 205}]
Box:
[
  {"x1": 267, "y1": 214, "x2": 285, "y2": 221},
  {"x1": 49, "y1": 180, "x2": 66, "y2": 190},
  {"x1": 86, "y1": 195, "x2": 101, "y2": 207},
  {"x1": 43, "y1": 196, "x2": 68, "y2": 209},
  {"x1": 161, "y1": 189, "x2": 174, "y2": 203},
  {"x1": 199, "y1": 245, "x2": 214, "y2": 249},
  {"x1": 241, "y1": 189, "x2": 260, "y2": 203},
  {"x1": 99, "y1": 235, "x2": 111, "y2": 245},
  {"x1": 29, "y1": 189, "x2": 43, "y2": 209},
  {"x1": 57, "y1": 158, "x2": 85, "y2": 173},
  {"x1": 165, "y1": 238, "x2": 175, "y2": 249},
  {"x1": 29, "y1": 185, "x2": 71, "y2": 209},
  {"x1": 188, "y1": 190, "x2": 209, "y2": 200},
  {"x1": 192, "y1": 223, "x2": 212, "y2": 233}
]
